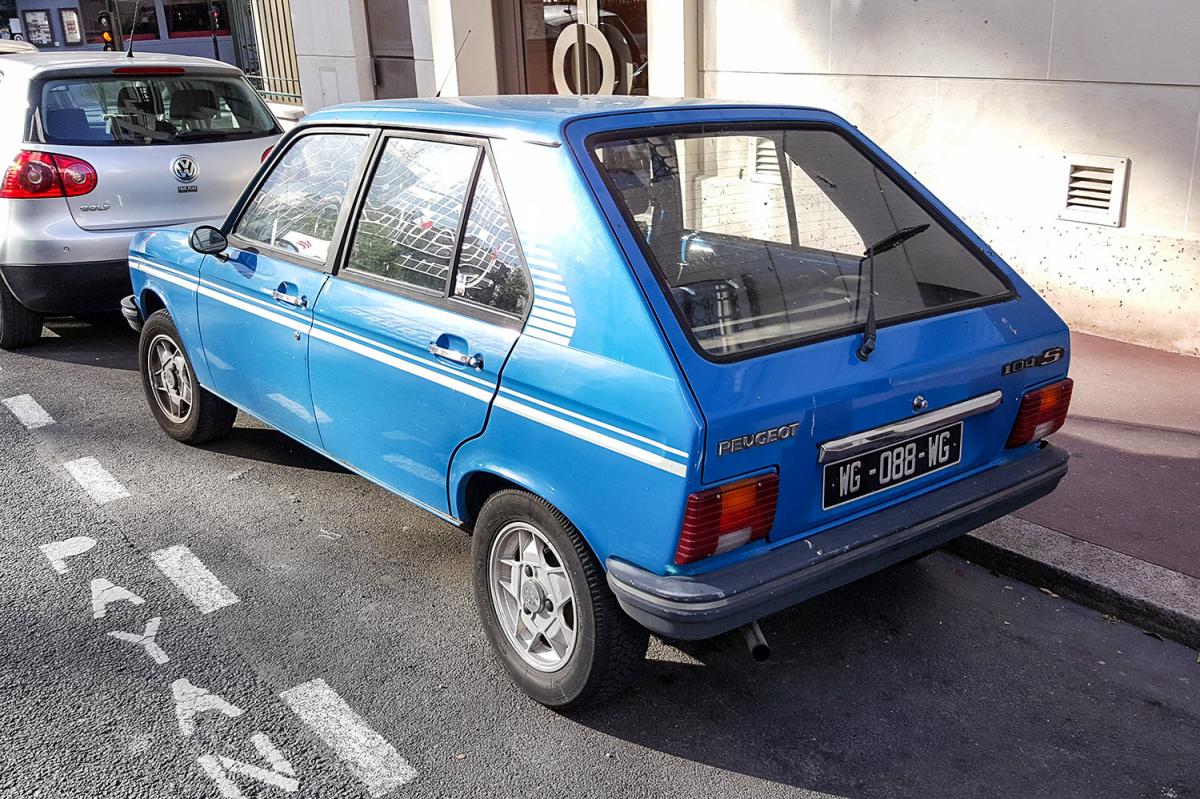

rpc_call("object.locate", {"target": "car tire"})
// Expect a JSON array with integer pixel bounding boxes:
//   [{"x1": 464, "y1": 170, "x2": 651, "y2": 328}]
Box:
[
  {"x1": 0, "y1": 278, "x2": 43, "y2": 350},
  {"x1": 139, "y1": 309, "x2": 237, "y2": 444},
  {"x1": 472, "y1": 489, "x2": 648, "y2": 710}
]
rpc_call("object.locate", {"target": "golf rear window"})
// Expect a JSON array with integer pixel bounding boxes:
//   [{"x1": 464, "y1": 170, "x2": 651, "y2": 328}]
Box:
[
  {"x1": 593, "y1": 127, "x2": 1011, "y2": 359},
  {"x1": 38, "y1": 74, "x2": 278, "y2": 146}
]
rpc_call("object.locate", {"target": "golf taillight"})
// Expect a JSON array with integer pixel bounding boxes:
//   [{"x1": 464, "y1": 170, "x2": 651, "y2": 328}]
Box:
[
  {"x1": 1, "y1": 150, "x2": 97, "y2": 199},
  {"x1": 1006, "y1": 378, "x2": 1073, "y2": 448},
  {"x1": 675, "y1": 473, "x2": 779, "y2": 565}
]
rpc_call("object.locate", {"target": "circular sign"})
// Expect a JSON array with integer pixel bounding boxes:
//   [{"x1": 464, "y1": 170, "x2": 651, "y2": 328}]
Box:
[{"x1": 172, "y1": 155, "x2": 198, "y2": 184}]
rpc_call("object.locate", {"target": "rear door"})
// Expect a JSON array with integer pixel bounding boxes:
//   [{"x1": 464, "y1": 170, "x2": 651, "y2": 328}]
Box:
[
  {"x1": 308, "y1": 133, "x2": 530, "y2": 514},
  {"x1": 34, "y1": 69, "x2": 279, "y2": 230},
  {"x1": 198, "y1": 128, "x2": 372, "y2": 447}
]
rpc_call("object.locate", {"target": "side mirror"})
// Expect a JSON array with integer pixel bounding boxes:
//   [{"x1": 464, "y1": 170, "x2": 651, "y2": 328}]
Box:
[{"x1": 190, "y1": 225, "x2": 228, "y2": 256}]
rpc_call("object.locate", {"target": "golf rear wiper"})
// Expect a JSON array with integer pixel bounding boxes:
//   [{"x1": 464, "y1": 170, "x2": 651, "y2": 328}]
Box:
[{"x1": 855, "y1": 223, "x2": 930, "y2": 362}]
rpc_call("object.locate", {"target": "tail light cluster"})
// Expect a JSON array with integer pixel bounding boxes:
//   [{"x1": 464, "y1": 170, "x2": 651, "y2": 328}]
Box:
[
  {"x1": 1, "y1": 150, "x2": 98, "y2": 199},
  {"x1": 1006, "y1": 378, "x2": 1073, "y2": 448},
  {"x1": 675, "y1": 473, "x2": 779, "y2": 565}
]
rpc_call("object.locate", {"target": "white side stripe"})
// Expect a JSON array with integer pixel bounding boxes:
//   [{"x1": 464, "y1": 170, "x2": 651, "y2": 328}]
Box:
[
  {"x1": 494, "y1": 396, "x2": 688, "y2": 477},
  {"x1": 280, "y1": 679, "x2": 417, "y2": 796},
  {"x1": 64, "y1": 457, "x2": 130, "y2": 504},
  {"x1": 500, "y1": 387, "x2": 690, "y2": 459},
  {"x1": 149, "y1": 544, "x2": 240, "y2": 614},
  {"x1": 3, "y1": 394, "x2": 55, "y2": 429}
]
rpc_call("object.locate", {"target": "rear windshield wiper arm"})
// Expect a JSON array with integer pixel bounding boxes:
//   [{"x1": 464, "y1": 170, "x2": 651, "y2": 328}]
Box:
[{"x1": 856, "y1": 223, "x2": 930, "y2": 362}]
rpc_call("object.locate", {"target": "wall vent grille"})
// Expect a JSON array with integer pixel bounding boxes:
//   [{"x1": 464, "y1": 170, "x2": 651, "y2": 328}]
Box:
[{"x1": 1060, "y1": 153, "x2": 1128, "y2": 227}]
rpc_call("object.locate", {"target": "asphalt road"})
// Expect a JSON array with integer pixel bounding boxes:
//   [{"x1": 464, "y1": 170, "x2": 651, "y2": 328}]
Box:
[{"x1": 1, "y1": 319, "x2": 1197, "y2": 799}]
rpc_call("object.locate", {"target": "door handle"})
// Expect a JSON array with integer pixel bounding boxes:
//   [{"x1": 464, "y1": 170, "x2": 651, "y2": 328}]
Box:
[
  {"x1": 429, "y1": 343, "x2": 484, "y2": 371},
  {"x1": 271, "y1": 290, "x2": 307, "y2": 308}
]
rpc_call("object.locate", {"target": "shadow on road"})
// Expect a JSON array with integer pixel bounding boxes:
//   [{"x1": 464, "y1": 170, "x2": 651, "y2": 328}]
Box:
[
  {"x1": 25, "y1": 317, "x2": 139, "y2": 372},
  {"x1": 202, "y1": 426, "x2": 350, "y2": 473},
  {"x1": 571, "y1": 553, "x2": 1197, "y2": 799}
]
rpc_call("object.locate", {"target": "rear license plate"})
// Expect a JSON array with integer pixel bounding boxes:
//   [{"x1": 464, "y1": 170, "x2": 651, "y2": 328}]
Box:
[{"x1": 822, "y1": 422, "x2": 963, "y2": 509}]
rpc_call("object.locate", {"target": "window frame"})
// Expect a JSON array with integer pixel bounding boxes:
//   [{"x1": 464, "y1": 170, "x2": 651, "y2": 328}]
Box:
[
  {"x1": 224, "y1": 125, "x2": 379, "y2": 274},
  {"x1": 586, "y1": 121, "x2": 1018, "y2": 364},
  {"x1": 331, "y1": 127, "x2": 533, "y2": 330}
]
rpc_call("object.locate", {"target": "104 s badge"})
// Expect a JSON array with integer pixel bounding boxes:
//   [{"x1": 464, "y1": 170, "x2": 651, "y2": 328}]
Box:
[{"x1": 1002, "y1": 346, "x2": 1064, "y2": 376}]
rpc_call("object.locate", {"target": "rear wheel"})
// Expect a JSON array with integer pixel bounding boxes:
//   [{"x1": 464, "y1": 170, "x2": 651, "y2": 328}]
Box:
[
  {"x1": 472, "y1": 490, "x2": 648, "y2": 710},
  {"x1": 0, "y1": 279, "x2": 43, "y2": 350},
  {"x1": 139, "y1": 310, "x2": 237, "y2": 444}
]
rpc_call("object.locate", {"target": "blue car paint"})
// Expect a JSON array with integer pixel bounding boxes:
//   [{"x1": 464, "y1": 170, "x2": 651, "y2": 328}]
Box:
[{"x1": 128, "y1": 97, "x2": 1069, "y2": 590}]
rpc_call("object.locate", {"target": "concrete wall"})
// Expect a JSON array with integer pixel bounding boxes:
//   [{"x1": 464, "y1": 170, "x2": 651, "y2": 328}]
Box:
[{"x1": 701, "y1": 0, "x2": 1200, "y2": 355}]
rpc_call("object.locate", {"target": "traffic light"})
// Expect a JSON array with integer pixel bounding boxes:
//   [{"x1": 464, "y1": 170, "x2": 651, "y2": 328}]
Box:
[{"x1": 96, "y1": 10, "x2": 121, "y2": 51}]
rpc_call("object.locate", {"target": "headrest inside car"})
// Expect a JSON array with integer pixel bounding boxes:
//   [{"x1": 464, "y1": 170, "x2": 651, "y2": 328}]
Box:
[
  {"x1": 118, "y1": 85, "x2": 163, "y2": 116},
  {"x1": 169, "y1": 89, "x2": 219, "y2": 121},
  {"x1": 45, "y1": 108, "x2": 92, "y2": 139}
]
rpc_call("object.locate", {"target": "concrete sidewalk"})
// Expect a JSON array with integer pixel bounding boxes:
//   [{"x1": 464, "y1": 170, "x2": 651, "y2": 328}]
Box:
[{"x1": 951, "y1": 333, "x2": 1200, "y2": 648}]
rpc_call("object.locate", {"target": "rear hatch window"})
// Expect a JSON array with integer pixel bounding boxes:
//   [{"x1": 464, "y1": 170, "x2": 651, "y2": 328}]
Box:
[
  {"x1": 38, "y1": 73, "x2": 278, "y2": 146},
  {"x1": 593, "y1": 127, "x2": 1012, "y2": 359}
]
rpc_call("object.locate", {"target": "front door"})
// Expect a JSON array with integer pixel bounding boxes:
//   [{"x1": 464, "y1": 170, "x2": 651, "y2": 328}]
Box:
[
  {"x1": 199, "y1": 129, "x2": 371, "y2": 447},
  {"x1": 506, "y1": 1, "x2": 648, "y2": 96},
  {"x1": 308, "y1": 134, "x2": 531, "y2": 514}
]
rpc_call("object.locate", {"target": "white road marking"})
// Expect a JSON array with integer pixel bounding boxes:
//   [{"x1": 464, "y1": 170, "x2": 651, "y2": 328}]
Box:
[
  {"x1": 89, "y1": 578, "x2": 146, "y2": 619},
  {"x1": 198, "y1": 733, "x2": 299, "y2": 797},
  {"x1": 39, "y1": 536, "x2": 97, "y2": 574},
  {"x1": 108, "y1": 616, "x2": 169, "y2": 665},
  {"x1": 64, "y1": 457, "x2": 130, "y2": 505},
  {"x1": 280, "y1": 679, "x2": 417, "y2": 796},
  {"x1": 3, "y1": 394, "x2": 55, "y2": 429},
  {"x1": 149, "y1": 545, "x2": 240, "y2": 614},
  {"x1": 40, "y1": 326, "x2": 60, "y2": 339},
  {"x1": 172, "y1": 678, "x2": 244, "y2": 737}
]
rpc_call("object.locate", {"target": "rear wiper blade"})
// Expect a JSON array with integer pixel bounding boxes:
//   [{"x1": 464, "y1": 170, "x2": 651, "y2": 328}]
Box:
[{"x1": 855, "y1": 224, "x2": 930, "y2": 362}]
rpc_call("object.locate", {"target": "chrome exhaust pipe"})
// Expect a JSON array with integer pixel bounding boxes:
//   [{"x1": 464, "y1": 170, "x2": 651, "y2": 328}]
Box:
[{"x1": 739, "y1": 621, "x2": 770, "y2": 662}]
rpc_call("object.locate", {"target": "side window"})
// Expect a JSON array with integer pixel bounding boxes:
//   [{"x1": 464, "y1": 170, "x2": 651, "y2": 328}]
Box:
[
  {"x1": 345, "y1": 137, "x2": 478, "y2": 293},
  {"x1": 234, "y1": 133, "x2": 368, "y2": 263},
  {"x1": 452, "y1": 161, "x2": 529, "y2": 316}
]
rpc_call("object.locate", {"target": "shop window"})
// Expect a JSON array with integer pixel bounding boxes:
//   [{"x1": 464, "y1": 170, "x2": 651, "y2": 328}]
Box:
[{"x1": 163, "y1": 0, "x2": 229, "y2": 38}]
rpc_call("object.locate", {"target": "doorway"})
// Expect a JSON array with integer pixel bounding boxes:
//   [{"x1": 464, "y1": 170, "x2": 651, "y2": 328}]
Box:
[{"x1": 495, "y1": 1, "x2": 648, "y2": 96}]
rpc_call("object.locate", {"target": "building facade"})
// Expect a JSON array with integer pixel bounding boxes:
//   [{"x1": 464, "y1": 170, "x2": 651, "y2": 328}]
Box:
[{"x1": 216, "y1": 2, "x2": 1200, "y2": 353}]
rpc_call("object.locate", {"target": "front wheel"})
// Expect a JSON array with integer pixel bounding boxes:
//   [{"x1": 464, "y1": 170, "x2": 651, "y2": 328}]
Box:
[
  {"x1": 472, "y1": 490, "x2": 648, "y2": 710},
  {"x1": 139, "y1": 309, "x2": 237, "y2": 444}
]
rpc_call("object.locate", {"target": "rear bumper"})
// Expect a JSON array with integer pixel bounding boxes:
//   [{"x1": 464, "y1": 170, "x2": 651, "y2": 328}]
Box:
[
  {"x1": 606, "y1": 443, "x2": 1069, "y2": 640},
  {"x1": 121, "y1": 295, "x2": 143, "y2": 332},
  {"x1": 0, "y1": 260, "x2": 132, "y2": 314}
]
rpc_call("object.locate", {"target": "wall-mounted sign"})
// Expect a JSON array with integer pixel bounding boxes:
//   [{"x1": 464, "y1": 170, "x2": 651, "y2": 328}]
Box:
[
  {"x1": 21, "y1": 10, "x2": 51, "y2": 47},
  {"x1": 59, "y1": 8, "x2": 82, "y2": 45}
]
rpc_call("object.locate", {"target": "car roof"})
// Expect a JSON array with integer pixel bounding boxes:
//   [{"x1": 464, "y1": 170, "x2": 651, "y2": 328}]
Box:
[
  {"x1": 0, "y1": 51, "x2": 243, "y2": 78},
  {"x1": 301, "y1": 95, "x2": 825, "y2": 145}
]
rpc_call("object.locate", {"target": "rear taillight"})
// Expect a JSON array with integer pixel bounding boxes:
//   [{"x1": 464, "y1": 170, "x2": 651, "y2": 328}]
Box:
[
  {"x1": 675, "y1": 473, "x2": 779, "y2": 565},
  {"x1": 1, "y1": 150, "x2": 97, "y2": 199},
  {"x1": 1006, "y1": 378, "x2": 1073, "y2": 448},
  {"x1": 261, "y1": 146, "x2": 274, "y2": 162}
]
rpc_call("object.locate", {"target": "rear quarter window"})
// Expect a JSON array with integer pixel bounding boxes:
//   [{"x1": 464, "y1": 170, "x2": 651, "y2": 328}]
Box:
[{"x1": 37, "y1": 74, "x2": 278, "y2": 146}]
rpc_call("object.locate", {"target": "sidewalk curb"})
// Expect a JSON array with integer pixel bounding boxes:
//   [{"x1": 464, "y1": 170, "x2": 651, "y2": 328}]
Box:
[{"x1": 945, "y1": 515, "x2": 1200, "y2": 651}]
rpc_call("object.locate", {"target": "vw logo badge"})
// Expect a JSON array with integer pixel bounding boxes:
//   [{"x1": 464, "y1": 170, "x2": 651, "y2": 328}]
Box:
[
  {"x1": 172, "y1": 155, "x2": 198, "y2": 184},
  {"x1": 912, "y1": 395, "x2": 929, "y2": 413}
]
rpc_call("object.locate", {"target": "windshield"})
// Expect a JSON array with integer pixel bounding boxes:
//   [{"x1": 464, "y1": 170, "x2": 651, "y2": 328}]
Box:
[
  {"x1": 39, "y1": 74, "x2": 278, "y2": 146},
  {"x1": 593, "y1": 127, "x2": 1012, "y2": 358}
]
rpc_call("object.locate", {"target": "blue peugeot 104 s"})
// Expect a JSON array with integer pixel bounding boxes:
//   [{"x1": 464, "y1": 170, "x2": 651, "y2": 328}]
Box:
[{"x1": 123, "y1": 97, "x2": 1071, "y2": 708}]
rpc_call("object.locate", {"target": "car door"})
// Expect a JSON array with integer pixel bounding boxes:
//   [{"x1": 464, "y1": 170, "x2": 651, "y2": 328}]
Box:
[
  {"x1": 198, "y1": 129, "x2": 372, "y2": 447},
  {"x1": 308, "y1": 133, "x2": 531, "y2": 514}
]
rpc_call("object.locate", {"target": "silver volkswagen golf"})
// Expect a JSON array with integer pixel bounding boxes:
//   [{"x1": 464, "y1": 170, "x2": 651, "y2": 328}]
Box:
[{"x1": 0, "y1": 51, "x2": 281, "y2": 348}]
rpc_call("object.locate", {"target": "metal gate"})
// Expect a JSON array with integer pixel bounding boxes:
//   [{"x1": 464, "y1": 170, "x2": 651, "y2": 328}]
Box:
[{"x1": 230, "y1": 0, "x2": 302, "y2": 104}]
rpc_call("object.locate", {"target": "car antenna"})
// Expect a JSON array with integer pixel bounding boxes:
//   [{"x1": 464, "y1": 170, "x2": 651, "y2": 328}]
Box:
[
  {"x1": 125, "y1": 0, "x2": 140, "y2": 58},
  {"x1": 434, "y1": 28, "x2": 472, "y2": 98}
]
